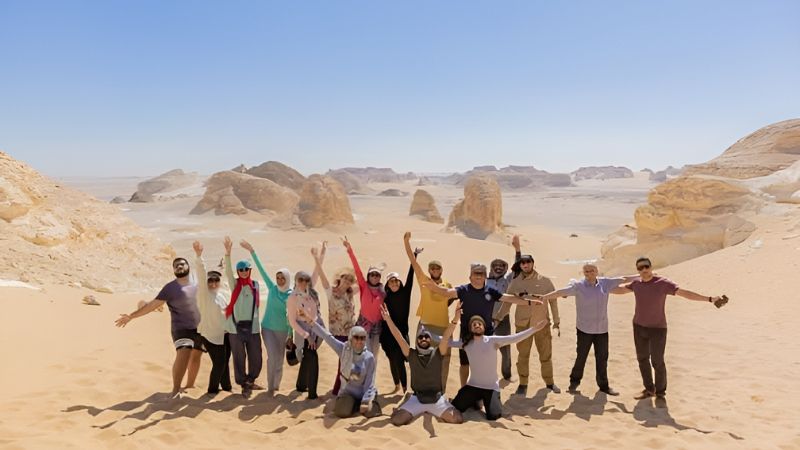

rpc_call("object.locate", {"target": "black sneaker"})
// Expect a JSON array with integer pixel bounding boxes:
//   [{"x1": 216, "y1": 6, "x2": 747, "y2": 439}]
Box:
[
  {"x1": 515, "y1": 384, "x2": 528, "y2": 395},
  {"x1": 568, "y1": 382, "x2": 579, "y2": 393},
  {"x1": 600, "y1": 387, "x2": 619, "y2": 396},
  {"x1": 546, "y1": 384, "x2": 561, "y2": 394}
]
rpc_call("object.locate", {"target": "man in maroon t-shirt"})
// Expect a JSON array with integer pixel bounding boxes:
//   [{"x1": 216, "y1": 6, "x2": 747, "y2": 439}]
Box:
[{"x1": 614, "y1": 257, "x2": 725, "y2": 400}]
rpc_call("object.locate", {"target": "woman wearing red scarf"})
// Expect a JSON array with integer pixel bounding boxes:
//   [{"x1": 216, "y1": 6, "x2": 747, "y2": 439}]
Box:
[{"x1": 223, "y1": 236, "x2": 263, "y2": 399}]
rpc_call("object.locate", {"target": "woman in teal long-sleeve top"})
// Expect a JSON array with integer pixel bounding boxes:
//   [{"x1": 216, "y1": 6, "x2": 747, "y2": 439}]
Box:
[{"x1": 240, "y1": 240, "x2": 294, "y2": 393}]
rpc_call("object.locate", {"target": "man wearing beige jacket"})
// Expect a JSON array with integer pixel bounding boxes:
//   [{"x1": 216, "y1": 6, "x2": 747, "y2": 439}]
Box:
[{"x1": 495, "y1": 249, "x2": 560, "y2": 395}]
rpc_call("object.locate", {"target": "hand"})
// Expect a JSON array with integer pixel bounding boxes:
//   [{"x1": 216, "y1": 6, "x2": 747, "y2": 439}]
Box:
[
  {"x1": 359, "y1": 401, "x2": 371, "y2": 414},
  {"x1": 512, "y1": 234, "x2": 521, "y2": 251},
  {"x1": 115, "y1": 314, "x2": 132, "y2": 328},
  {"x1": 321, "y1": 241, "x2": 328, "y2": 256},
  {"x1": 223, "y1": 236, "x2": 233, "y2": 255},
  {"x1": 492, "y1": 319, "x2": 499, "y2": 329},
  {"x1": 553, "y1": 324, "x2": 561, "y2": 337},
  {"x1": 309, "y1": 339, "x2": 317, "y2": 350},
  {"x1": 403, "y1": 231, "x2": 411, "y2": 243},
  {"x1": 341, "y1": 236, "x2": 351, "y2": 250},
  {"x1": 240, "y1": 239, "x2": 254, "y2": 253},
  {"x1": 311, "y1": 247, "x2": 319, "y2": 259},
  {"x1": 192, "y1": 240, "x2": 203, "y2": 257},
  {"x1": 379, "y1": 303, "x2": 392, "y2": 322},
  {"x1": 713, "y1": 295, "x2": 729, "y2": 309},
  {"x1": 413, "y1": 247, "x2": 424, "y2": 256},
  {"x1": 286, "y1": 337, "x2": 294, "y2": 348}
]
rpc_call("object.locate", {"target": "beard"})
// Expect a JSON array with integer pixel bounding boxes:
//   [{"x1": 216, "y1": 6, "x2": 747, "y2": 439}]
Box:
[{"x1": 174, "y1": 268, "x2": 190, "y2": 278}]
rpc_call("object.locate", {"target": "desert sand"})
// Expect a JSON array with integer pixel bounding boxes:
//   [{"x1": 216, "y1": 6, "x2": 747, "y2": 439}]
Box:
[{"x1": 2, "y1": 164, "x2": 799, "y2": 450}]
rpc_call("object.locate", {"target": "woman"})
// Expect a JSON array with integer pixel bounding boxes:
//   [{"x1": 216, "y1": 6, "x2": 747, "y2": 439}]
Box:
[
  {"x1": 342, "y1": 236, "x2": 385, "y2": 357},
  {"x1": 379, "y1": 247, "x2": 421, "y2": 394},
  {"x1": 312, "y1": 242, "x2": 357, "y2": 395},
  {"x1": 287, "y1": 269, "x2": 324, "y2": 400}
]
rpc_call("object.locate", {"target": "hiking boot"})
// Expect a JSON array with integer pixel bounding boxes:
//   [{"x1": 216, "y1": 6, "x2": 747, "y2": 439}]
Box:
[
  {"x1": 568, "y1": 382, "x2": 579, "y2": 394},
  {"x1": 600, "y1": 387, "x2": 619, "y2": 396},
  {"x1": 546, "y1": 384, "x2": 561, "y2": 394},
  {"x1": 515, "y1": 384, "x2": 528, "y2": 396},
  {"x1": 634, "y1": 389, "x2": 655, "y2": 400}
]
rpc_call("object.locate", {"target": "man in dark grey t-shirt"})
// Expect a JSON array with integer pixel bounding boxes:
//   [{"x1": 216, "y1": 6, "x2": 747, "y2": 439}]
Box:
[{"x1": 115, "y1": 257, "x2": 203, "y2": 398}]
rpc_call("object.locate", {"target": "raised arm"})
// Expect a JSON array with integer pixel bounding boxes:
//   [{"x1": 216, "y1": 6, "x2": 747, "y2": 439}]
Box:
[
  {"x1": 311, "y1": 320, "x2": 345, "y2": 354},
  {"x1": 240, "y1": 240, "x2": 275, "y2": 291},
  {"x1": 342, "y1": 236, "x2": 366, "y2": 289},
  {"x1": 439, "y1": 301, "x2": 461, "y2": 355},
  {"x1": 223, "y1": 236, "x2": 236, "y2": 288},
  {"x1": 380, "y1": 304, "x2": 410, "y2": 358},
  {"x1": 193, "y1": 241, "x2": 209, "y2": 303},
  {"x1": 312, "y1": 245, "x2": 331, "y2": 290},
  {"x1": 311, "y1": 241, "x2": 327, "y2": 287},
  {"x1": 404, "y1": 232, "x2": 427, "y2": 279}
]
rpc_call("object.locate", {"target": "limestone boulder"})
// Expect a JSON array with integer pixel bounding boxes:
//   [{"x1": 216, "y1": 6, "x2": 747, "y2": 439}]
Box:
[
  {"x1": 191, "y1": 171, "x2": 299, "y2": 216},
  {"x1": 129, "y1": 169, "x2": 200, "y2": 202},
  {"x1": 378, "y1": 189, "x2": 408, "y2": 197},
  {"x1": 447, "y1": 175, "x2": 503, "y2": 239},
  {"x1": 297, "y1": 175, "x2": 354, "y2": 228},
  {"x1": 246, "y1": 161, "x2": 307, "y2": 191},
  {"x1": 326, "y1": 169, "x2": 365, "y2": 194},
  {"x1": 409, "y1": 189, "x2": 444, "y2": 223},
  {"x1": 685, "y1": 119, "x2": 800, "y2": 179}
]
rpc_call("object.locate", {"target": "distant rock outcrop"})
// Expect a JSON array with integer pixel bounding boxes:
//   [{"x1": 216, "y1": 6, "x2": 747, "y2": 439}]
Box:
[
  {"x1": 326, "y1": 169, "x2": 365, "y2": 194},
  {"x1": 129, "y1": 169, "x2": 201, "y2": 202},
  {"x1": 246, "y1": 161, "x2": 307, "y2": 191},
  {"x1": 0, "y1": 151, "x2": 175, "y2": 293},
  {"x1": 297, "y1": 175, "x2": 354, "y2": 228},
  {"x1": 649, "y1": 166, "x2": 684, "y2": 182},
  {"x1": 685, "y1": 119, "x2": 800, "y2": 178},
  {"x1": 191, "y1": 171, "x2": 299, "y2": 217},
  {"x1": 447, "y1": 175, "x2": 503, "y2": 239},
  {"x1": 572, "y1": 166, "x2": 634, "y2": 181},
  {"x1": 377, "y1": 189, "x2": 408, "y2": 197},
  {"x1": 110, "y1": 196, "x2": 127, "y2": 204},
  {"x1": 600, "y1": 119, "x2": 800, "y2": 274},
  {"x1": 448, "y1": 166, "x2": 573, "y2": 189},
  {"x1": 330, "y1": 167, "x2": 414, "y2": 183},
  {"x1": 409, "y1": 189, "x2": 444, "y2": 223}
]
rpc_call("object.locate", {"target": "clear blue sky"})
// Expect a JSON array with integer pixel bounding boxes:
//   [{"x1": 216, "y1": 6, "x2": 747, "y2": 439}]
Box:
[{"x1": 1, "y1": 1, "x2": 798, "y2": 177}]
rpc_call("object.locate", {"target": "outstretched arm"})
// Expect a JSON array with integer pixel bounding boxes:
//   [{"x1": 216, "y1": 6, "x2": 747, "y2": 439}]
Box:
[
  {"x1": 115, "y1": 299, "x2": 166, "y2": 327},
  {"x1": 311, "y1": 321, "x2": 345, "y2": 354},
  {"x1": 676, "y1": 288, "x2": 723, "y2": 304},
  {"x1": 499, "y1": 293, "x2": 544, "y2": 306},
  {"x1": 611, "y1": 286, "x2": 633, "y2": 295},
  {"x1": 380, "y1": 304, "x2": 410, "y2": 358},
  {"x1": 491, "y1": 319, "x2": 548, "y2": 348},
  {"x1": 420, "y1": 277, "x2": 458, "y2": 298},
  {"x1": 540, "y1": 287, "x2": 576, "y2": 301}
]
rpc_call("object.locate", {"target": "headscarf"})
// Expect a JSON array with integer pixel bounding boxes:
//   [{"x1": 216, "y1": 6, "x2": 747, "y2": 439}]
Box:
[
  {"x1": 276, "y1": 268, "x2": 292, "y2": 293},
  {"x1": 339, "y1": 326, "x2": 368, "y2": 381},
  {"x1": 226, "y1": 266, "x2": 260, "y2": 318}
]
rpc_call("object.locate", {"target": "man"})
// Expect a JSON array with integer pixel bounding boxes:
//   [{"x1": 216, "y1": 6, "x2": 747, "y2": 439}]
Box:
[
  {"x1": 613, "y1": 257, "x2": 727, "y2": 399},
  {"x1": 404, "y1": 232, "x2": 455, "y2": 389},
  {"x1": 496, "y1": 248, "x2": 561, "y2": 395},
  {"x1": 115, "y1": 257, "x2": 203, "y2": 398},
  {"x1": 380, "y1": 304, "x2": 463, "y2": 425},
  {"x1": 193, "y1": 241, "x2": 233, "y2": 395},
  {"x1": 419, "y1": 261, "x2": 540, "y2": 387},
  {"x1": 539, "y1": 263, "x2": 638, "y2": 396},
  {"x1": 446, "y1": 302, "x2": 547, "y2": 420},
  {"x1": 486, "y1": 235, "x2": 523, "y2": 381}
]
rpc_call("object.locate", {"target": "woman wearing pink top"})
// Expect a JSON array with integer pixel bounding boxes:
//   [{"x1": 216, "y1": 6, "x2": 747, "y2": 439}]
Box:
[{"x1": 342, "y1": 236, "x2": 386, "y2": 357}]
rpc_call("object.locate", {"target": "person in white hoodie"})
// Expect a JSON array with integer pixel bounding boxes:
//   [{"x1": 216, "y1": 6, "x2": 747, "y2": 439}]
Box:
[{"x1": 193, "y1": 241, "x2": 232, "y2": 395}]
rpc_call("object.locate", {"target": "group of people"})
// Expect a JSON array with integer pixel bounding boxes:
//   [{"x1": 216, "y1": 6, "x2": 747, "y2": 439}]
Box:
[{"x1": 115, "y1": 232, "x2": 727, "y2": 423}]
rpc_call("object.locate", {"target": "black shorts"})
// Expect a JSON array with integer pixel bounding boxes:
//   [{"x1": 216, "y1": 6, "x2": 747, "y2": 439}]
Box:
[
  {"x1": 459, "y1": 348, "x2": 469, "y2": 366},
  {"x1": 171, "y1": 328, "x2": 203, "y2": 351}
]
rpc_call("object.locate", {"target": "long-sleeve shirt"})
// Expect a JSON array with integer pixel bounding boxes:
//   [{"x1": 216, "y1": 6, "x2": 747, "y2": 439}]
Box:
[
  {"x1": 224, "y1": 255, "x2": 261, "y2": 334},
  {"x1": 250, "y1": 252, "x2": 293, "y2": 334},
  {"x1": 560, "y1": 277, "x2": 625, "y2": 334},
  {"x1": 380, "y1": 265, "x2": 414, "y2": 352},
  {"x1": 195, "y1": 256, "x2": 229, "y2": 345},
  {"x1": 313, "y1": 321, "x2": 377, "y2": 404},
  {"x1": 287, "y1": 290, "x2": 322, "y2": 341},
  {"x1": 346, "y1": 246, "x2": 385, "y2": 326},
  {"x1": 450, "y1": 327, "x2": 537, "y2": 391}
]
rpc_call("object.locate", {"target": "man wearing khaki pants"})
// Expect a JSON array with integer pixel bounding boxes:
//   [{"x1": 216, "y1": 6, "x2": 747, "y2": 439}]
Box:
[{"x1": 496, "y1": 253, "x2": 560, "y2": 395}]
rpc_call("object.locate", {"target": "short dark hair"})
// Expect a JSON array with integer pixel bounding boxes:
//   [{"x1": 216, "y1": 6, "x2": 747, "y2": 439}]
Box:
[
  {"x1": 635, "y1": 257, "x2": 652, "y2": 267},
  {"x1": 172, "y1": 257, "x2": 188, "y2": 267}
]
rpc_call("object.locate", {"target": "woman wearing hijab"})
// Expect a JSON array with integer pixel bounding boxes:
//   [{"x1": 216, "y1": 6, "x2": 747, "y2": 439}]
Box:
[
  {"x1": 311, "y1": 242, "x2": 357, "y2": 395},
  {"x1": 223, "y1": 237, "x2": 264, "y2": 399},
  {"x1": 342, "y1": 236, "x2": 385, "y2": 357},
  {"x1": 379, "y1": 247, "x2": 421, "y2": 394},
  {"x1": 287, "y1": 269, "x2": 325, "y2": 400},
  {"x1": 298, "y1": 308, "x2": 380, "y2": 418}
]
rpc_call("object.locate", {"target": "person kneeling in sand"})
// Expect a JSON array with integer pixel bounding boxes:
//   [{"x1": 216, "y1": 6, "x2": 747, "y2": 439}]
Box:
[
  {"x1": 380, "y1": 304, "x2": 462, "y2": 426},
  {"x1": 298, "y1": 309, "x2": 381, "y2": 418},
  {"x1": 446, "y1": 303, "x2": 547, "y2": 421}
]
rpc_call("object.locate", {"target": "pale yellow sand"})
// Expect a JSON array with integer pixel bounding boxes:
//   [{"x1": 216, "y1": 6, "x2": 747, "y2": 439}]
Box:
[{"x1": 1, "y1": 177, "x2": 798, "y2": 449}]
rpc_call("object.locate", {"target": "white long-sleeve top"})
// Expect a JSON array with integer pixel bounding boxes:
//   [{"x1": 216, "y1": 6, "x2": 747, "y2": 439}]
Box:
[
  {"x1": 195, "y1": 256, "x2": 230, "y2": 345},
  {"x1": 450, "y1": 327, "x2": 537, "y2": 391}
]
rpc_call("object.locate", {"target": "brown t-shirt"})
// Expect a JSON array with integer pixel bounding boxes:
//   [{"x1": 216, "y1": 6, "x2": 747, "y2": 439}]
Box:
[{"x1": 629, "y1": 276, "x2": 679, "y2": 328}]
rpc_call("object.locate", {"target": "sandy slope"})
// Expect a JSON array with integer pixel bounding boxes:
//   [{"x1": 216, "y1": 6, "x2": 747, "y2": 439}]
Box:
[{"x1": 1, "y1": 177, "x2": 798, "y2": 449}]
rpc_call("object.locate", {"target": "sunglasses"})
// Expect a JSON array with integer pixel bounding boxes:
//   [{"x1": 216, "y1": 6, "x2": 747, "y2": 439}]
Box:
[
  {"x1": 237, "y1": 268, "x2": 251, "y2": 272},
  {"x1": 352, "y1": 335, "x2": 367, "y2": 341},
  {"x1": 297, "y1": 277, "x2": 311, "y2": 282},
  {"x1": 637, "y1": 264, "x2": 651, "y2": 271},
  {"x1": 417, "y1": 334, "x2": 431, "y2": 340},
  {"x1": 368, "y1": 273, "x2": 381, "y2": 277},
  {"x1": 207, "y1": 277, "x2": 221, "y2": 283}
]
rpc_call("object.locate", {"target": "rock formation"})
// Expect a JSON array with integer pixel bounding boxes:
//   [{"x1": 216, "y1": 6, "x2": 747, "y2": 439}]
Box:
[
  {"x1": 571, "y1": 166, "x2": 634, "y2": 181},
  {"x1": 409, "y1": 189, "x2": 444, "y2": 223},
  {"x1": 246, "y1": 161, "x2": 306, "y2": 191},
  {"x1": 447, "y1": 175, "x2": 503, "y2": 239},
  {"x1": 448, "y1": 165, "x2": 573, "y2": 189},
  {"x1": 297, "y1": 175, "x2": 354, "y2": 228},
  {"x1": 685, "y1": 119, "x2": 800, "y2": 178},
  {"x1": 329, "y1": 167, "x2": 414, "y2": 183},
  {"x1": 129, "y1": 169, "x2": 201, "y2": 202},
  {"x1": 377, "y1": 189, "x2": 408, "y2": 197},
  {"x1": 326, "y1": 169, "x2": 365, "y2": 194},
  {"x1": 649, "y1": 166, "x2": 684, "y2": 182},
  {"x1": 0, "y1": 151, "x2": 175, "y2": 293},
  {"x1": 600, "y1": 119, "x2": 800, "y2": 274},
  {"x1": 191, "y1": 171, "x2": 299, "y2": 217}
]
